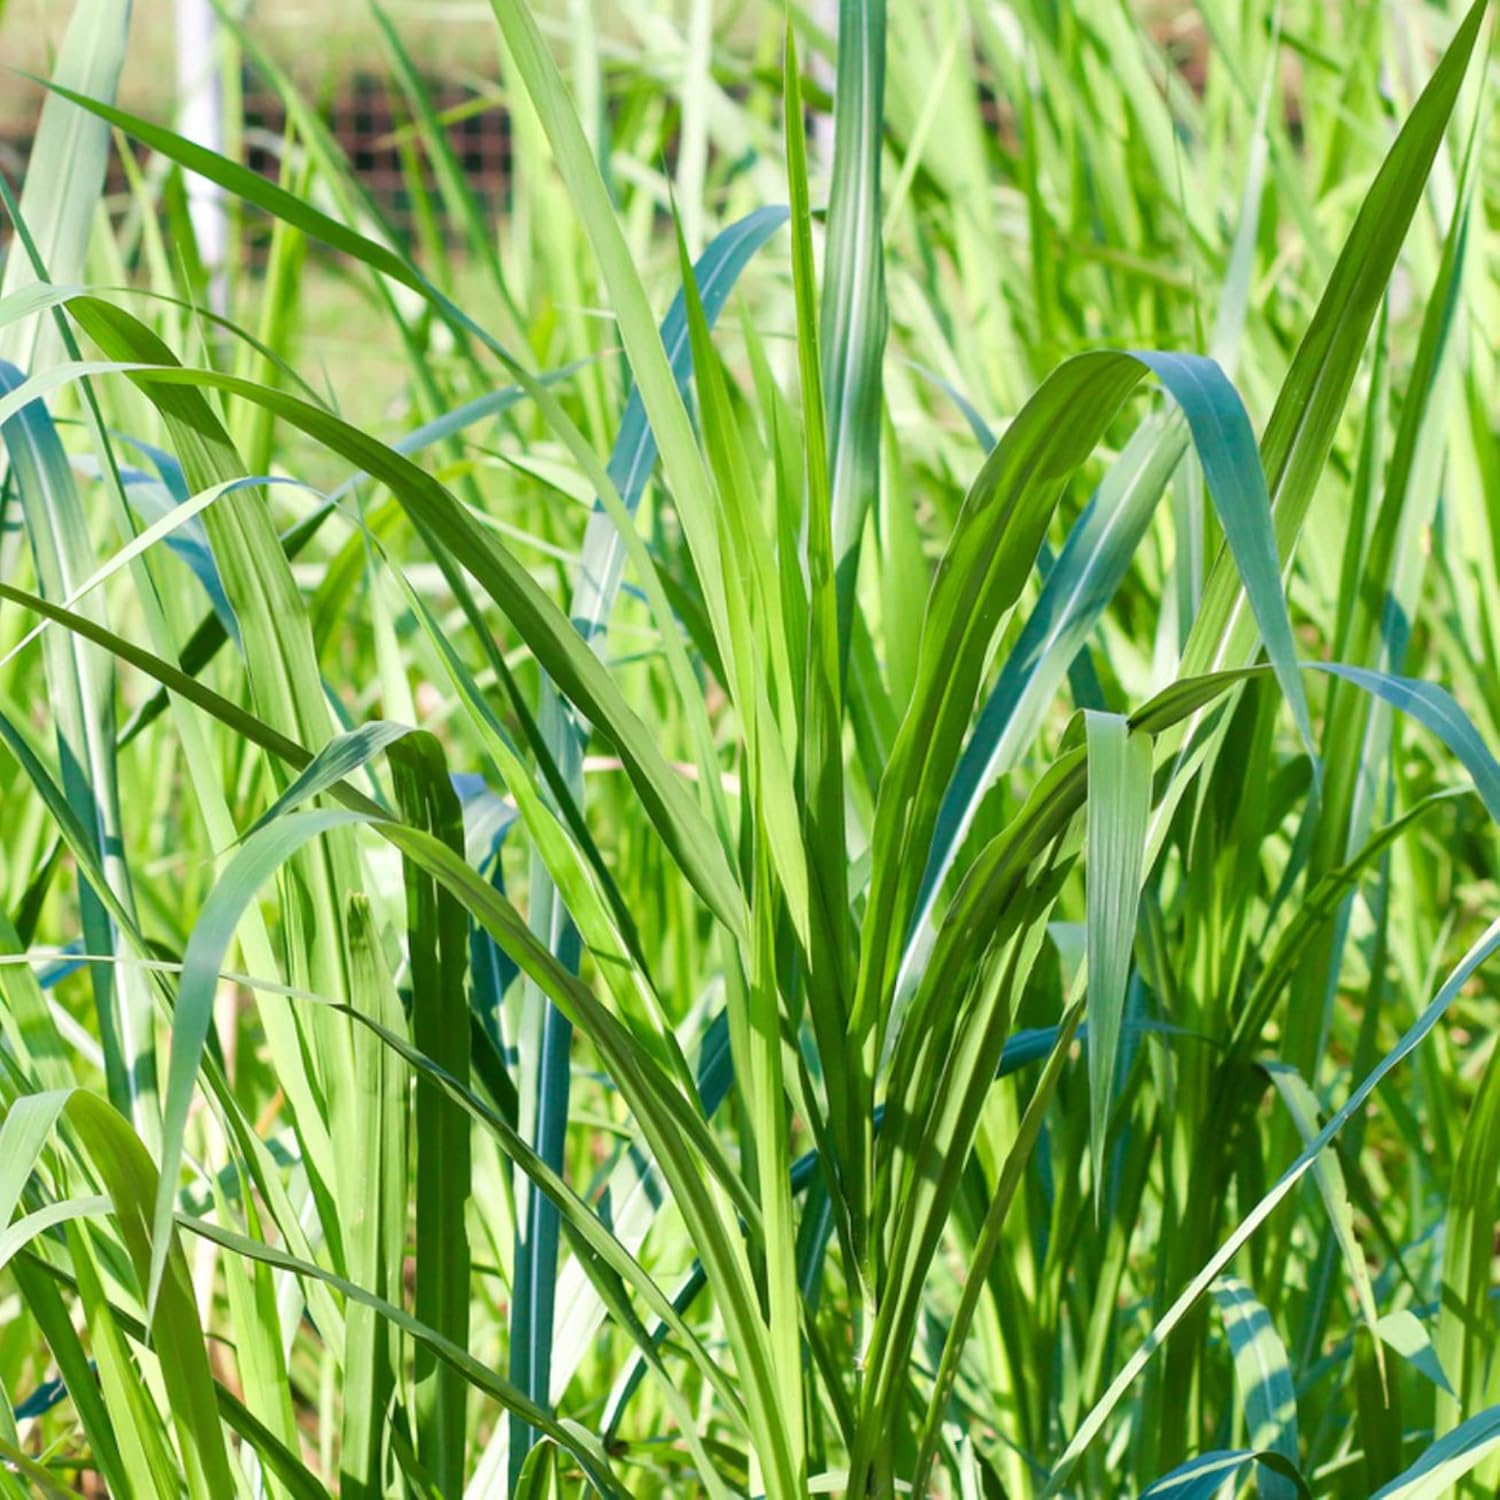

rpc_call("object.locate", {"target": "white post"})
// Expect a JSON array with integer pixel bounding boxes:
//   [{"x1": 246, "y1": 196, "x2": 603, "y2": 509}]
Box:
[{"x1": 174, "y1": 0, "x2": 227, "y2": 310}]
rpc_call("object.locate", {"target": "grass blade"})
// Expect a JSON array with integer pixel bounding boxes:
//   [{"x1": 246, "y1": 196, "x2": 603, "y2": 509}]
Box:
[
  {"x1": 0, "y1": 364, "x2": 153, "y2": 1141},
  {"x1": 0, "y1": 0, "x2": 129, "y2": 369},
  {"x1": 1140, "y1": 1450, "x2": 1310, "y2": 1499},
  {"x1": 390, "y1": 735, "x2": 472, "y2": 1495},
  {"x1": 819, "y1": 0, "x2": 888, "y2": 655},
  {"x1": 1084, "y1": 712, "x2": 1152, "y2": 1203},
  {"x1": 1210, "y1": 1277, "x2": 1300, "y2": 1498},
  {"x1": 1372, "y1": 1406, "x2": 1500, "y2": 1500}
]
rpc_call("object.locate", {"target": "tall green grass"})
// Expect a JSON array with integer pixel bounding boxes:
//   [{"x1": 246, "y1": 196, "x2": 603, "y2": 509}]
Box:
[{"x1": 1, "y1": 0, "x2": 1498, "y2": 1494}]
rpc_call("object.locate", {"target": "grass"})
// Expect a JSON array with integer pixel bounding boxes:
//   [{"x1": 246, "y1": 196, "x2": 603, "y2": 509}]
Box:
[{"x1": 0, "y1": 0, "x2": 1499, "y2": 1495}]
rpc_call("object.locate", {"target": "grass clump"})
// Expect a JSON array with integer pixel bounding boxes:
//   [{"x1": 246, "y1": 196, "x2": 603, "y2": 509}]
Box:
[{"x1": 1, "y1": 1, "x2": 1499, "y2": 1495}]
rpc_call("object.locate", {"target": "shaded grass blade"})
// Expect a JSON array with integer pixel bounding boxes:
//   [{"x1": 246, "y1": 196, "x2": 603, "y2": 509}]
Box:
[{"x1": 391, "y1": 734, "x2": 472, "y2": 1495}]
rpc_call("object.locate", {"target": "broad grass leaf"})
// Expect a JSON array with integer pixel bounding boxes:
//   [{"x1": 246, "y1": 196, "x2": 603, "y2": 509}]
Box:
[{"x1": 1211, "y1": 1277, "x2": 1300, "y2": 1497}]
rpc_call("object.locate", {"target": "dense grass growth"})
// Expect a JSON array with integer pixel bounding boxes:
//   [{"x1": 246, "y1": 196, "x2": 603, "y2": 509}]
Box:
[{"x1": 1, "y1": 0, "x2": 1498, "y2": 1493}]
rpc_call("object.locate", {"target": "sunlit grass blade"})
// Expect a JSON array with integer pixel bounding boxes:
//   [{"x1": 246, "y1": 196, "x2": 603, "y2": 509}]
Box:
[
  {"x1": 15, "y1": 1247, "x2": 335, "y2": 1498},
  {"x1": 785, "y1": 17, "x2": 859, "y2": 1229},
  {"x1": 338, "y1": 892, "x2": 406, "y2": 1498},
  {"x1": 909, "y1": 414, "x2": 1188, "y2": 970},
  {"x1": 1371, "y1": 1405, "x2": 1500, "y2": 1500},
  {"x1": 910, "y1": 997, "x2": 1085, "y2": 1493},
  {"x1": 1210, "y1": 1277, "x2": 1300, "y2": 1498},
  {"x1": 0, "y1": 578, "x2": 785, "y2": 1487},
  {"x1": 1083, "y1": 711, "x2": 1152, "y2": 1202},
  {"x1": 818, "y1": 0, "x2": 888, "y2": 655},
  {"x1": 119, "y1": 356, "x2": 586, "y2": 748},
  {"x1": 570, "y1": 203, "x2": 788, "y2": 650},
  {"x1": 60, "y1": 1091, "x2": 236, "y2": 1498},
  {"x1": 0, "y1": 367, "x2": 153, "y2": 1140},
  {"x1": 369, "y1": 0, "x2": 526, "y2": 345},
  {"x1": 0, "y1": 0, "x2": 129, "y2": 370},
  {"x1": 489, "y1": 0, "x2": 754, "y2": 699}
]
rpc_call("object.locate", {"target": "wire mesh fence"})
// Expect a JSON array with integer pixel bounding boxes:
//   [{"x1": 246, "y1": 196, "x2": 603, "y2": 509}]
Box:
[{"x1": 1, "y1": 72, "x2": 513, "y2": 269}]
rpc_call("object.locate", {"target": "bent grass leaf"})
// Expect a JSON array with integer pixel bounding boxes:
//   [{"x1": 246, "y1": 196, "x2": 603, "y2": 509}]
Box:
[{"x1": 1139, "y1": 1449, "x2": 1310, "y2": 1500}]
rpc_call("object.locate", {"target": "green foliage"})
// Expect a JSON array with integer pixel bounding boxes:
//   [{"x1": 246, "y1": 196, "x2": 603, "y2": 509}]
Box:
[{"x1": 0, "y1": 0, "x2": 1497, "y2": 1495}]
